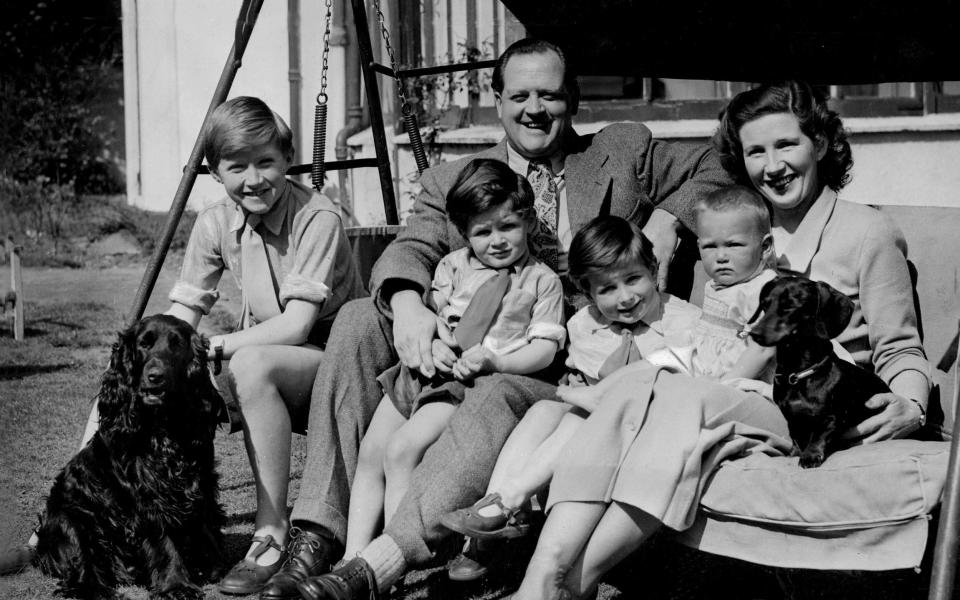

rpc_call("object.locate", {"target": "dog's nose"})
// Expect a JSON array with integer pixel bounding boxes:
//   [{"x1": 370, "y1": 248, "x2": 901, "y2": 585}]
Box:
[{"x1": 144, "y1": 364, "x2": 166, "y2": 386}]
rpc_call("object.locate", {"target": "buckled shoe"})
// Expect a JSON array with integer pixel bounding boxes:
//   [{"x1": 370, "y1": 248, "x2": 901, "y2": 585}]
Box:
[
  {"x1": 260, "y1": 527, "x2": 339, "y2": 600},
  {"x1": 440, "y1": 493, "x2": 532, "y2": 540},
  {"x1": 219, "y1": 535, "x2": 286, "y2": 595}
]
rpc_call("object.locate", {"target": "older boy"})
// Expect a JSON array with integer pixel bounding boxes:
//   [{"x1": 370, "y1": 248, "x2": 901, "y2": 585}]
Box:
[{"x1": 166, "y1": 96, "x2": 365, "y2": 596}]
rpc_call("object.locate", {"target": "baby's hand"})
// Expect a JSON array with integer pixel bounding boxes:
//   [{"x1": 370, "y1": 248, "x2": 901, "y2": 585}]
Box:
[
  {"x1": 432, "y1": 339, "x2": 457, "y2": 374},
  {"x1": 452, "y1": 344, "x2": 497, "y2": 380},
  {"x1": 557, "y1": 384, "x2": 602, "y2": 413}
]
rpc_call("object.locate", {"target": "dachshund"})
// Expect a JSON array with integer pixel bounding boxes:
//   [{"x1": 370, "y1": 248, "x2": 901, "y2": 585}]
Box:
[
  {"x1": 33, "y1": 314, "x2": 225, "y2": 599},
  {"x1": 748, "y1": 276, "x2": 889, "y2": 468}
]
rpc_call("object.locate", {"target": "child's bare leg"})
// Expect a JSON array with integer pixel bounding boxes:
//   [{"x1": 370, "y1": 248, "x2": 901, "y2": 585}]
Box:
[
  {"x1": 231, "y1": 345, "x2": 323, "y2": 565},
  {"x1": 490, "y1": 410, "x2": 585, "y2": 514},
  {"x1": 487, "y1": 400, "x2": 570, "y2": 494},
  {"x1": 383, "y1": 401, "x2": 456, "y2": 522},
  {"x1": 564, "y1": 501, "x2": 661, "y2": 598},
  {"x1": 512, "y1": 500, "x2": 607, "y2": 600},
  {"x1": 344, "y1": 396, "x2": 407, "y2": 558}
]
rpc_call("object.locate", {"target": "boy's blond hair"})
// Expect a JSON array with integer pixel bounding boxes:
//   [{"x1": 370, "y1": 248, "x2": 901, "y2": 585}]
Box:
[{"x1": 203, "y1": 96, "x2": 294, "y2": 170}]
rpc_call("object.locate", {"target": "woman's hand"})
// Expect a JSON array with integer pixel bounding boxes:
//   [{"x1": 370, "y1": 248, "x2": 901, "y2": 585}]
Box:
[
  {"x1": 432, "y1": 339, "x2": 458, "y2": 374},
  {"x1": 390, "y1": 290, "x2": 439, "y2": 377},
  {"x1": 840, "y1": 392, "x2": 924, "y2": 444}
]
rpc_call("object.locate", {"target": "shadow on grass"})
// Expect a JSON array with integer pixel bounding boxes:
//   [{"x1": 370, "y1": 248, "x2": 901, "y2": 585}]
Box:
[{"x1": 0, "y1": 364, "x2": 75, "y2": 381}]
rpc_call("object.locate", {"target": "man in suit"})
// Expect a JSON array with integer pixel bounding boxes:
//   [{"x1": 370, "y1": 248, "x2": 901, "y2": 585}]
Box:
[{"x1": 261, "y1": 38, "x2": 732, "y2": 600}]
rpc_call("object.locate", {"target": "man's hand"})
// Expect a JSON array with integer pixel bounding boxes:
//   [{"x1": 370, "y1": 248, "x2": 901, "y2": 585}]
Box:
[
  {"x1": 390, "y1": 290, "x2": 438, "y2": 377},
  {"x1": 432, "y1": 339, "x2": 458, "y2": 374},
  {"x1": 840, "y1": 392, "x2": 923, "y2": 445},
  {"x1": 452, "y1": 344, "x2": 497, "y2": 381},
  {"x1": 642, "y1": 208, "x2": 681, "y2": 292}
]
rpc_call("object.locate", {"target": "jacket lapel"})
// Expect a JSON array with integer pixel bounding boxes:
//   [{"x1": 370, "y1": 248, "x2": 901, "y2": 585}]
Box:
[{"x1": 565, "y1": 140, "x2": 612, "y2": 232}]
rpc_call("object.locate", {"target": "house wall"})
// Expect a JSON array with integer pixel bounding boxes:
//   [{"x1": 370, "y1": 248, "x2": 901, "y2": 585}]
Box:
[{"x1": 122, "y1": 0, "x2": 348, "y2": 212}]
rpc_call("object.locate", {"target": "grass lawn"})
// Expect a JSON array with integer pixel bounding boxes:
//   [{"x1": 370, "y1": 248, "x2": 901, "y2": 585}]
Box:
[{"x1": 0, "y1": 263, "x2": 546, "y2": 600}]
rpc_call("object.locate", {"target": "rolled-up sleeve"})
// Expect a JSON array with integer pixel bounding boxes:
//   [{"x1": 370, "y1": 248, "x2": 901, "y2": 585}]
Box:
[
  {"x1": 279, "y1": 208, "x2": 344, "y2": 307},
  {"x1": 526, "y1": 273, "x2": 567, "y2": 346},
  {"x1": 168, "y1": 208, "x2": 225, "y2": 315}
]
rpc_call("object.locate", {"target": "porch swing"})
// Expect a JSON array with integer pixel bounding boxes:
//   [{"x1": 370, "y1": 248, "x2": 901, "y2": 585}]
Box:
[{"x1": 124, "y1": 1, "x2": 960, "y2": 599}]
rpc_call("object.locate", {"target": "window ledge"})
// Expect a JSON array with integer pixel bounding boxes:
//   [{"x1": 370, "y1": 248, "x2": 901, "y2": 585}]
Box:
[{"x1": 348, "y1": 113, "x2": 960, "y2": 148}]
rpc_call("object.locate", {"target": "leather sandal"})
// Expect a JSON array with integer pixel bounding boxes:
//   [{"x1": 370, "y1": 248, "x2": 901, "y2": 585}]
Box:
[
  {"x1": 440, "y1": 493, "x2": 532, "y2": 540},
  {"x1": 218, "y1": 534, "x2": 286, "y2": 596}
]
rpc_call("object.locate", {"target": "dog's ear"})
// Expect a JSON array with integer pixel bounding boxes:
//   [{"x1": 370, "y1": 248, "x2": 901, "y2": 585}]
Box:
[
  {"x1": 98, "y1": 322, "x2": 139, "y2": 430},
  {"x1": 747, "y1": 276, "x2": 780, "y2": 324},
  {"x1": 815, "y1": 281, "x2": 854, "y2": 339},
  {"x1": 189, "y1": 330, "x2": 224, "y2": 432}
]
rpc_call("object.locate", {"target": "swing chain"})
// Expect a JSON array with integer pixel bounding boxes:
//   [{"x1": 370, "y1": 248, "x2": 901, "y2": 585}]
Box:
[
  {"x1": 318, "y1": 0, "x2": 333, "y2": 104},
  {"x1": 373, "y1": 0, "x2": 409, "y2": 112}
]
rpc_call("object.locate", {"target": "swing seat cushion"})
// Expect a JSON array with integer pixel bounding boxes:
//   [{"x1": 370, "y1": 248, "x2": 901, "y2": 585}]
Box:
[{"x1": 676, "y1": 439, "x2": 949, "y2": 571}]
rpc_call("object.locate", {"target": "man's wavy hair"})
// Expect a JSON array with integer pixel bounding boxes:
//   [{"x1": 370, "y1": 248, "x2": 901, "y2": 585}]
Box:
[
  {"x1": 491, "y1": 38, "x2": 580, "y2": 112},
  {"x1": 714, "y1": 81, "x2": 853, "y2": 192}
]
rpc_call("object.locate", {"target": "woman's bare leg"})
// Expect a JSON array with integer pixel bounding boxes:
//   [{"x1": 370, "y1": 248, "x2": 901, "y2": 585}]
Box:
[
  {"x1": 564, "y1": 501, "x2": 662, "y2": 598},
  {"x1": 511, "y1": 501, "x2": 607, "y2": 600}
]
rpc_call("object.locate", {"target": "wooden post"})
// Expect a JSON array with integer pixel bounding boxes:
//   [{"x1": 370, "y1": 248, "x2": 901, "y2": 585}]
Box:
[{"x1": 5, "y1": 236, "x2": 24, "y2": 341}]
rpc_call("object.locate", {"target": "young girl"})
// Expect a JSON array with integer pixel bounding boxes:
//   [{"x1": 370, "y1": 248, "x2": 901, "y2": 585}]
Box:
[
  {"x1": 341, "y1": 158, "x2": 566, "y2": 560},
  {"x1": 439, "y1": 215, "x2": 702, "y2": 575}
]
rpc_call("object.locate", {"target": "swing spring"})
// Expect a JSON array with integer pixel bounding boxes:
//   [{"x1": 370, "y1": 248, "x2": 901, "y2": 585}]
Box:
[
  {"x1": 312, "y1": 0, "x2": 333, "y2": 190},
  {"x1": 311, "y1": 103, "x2": 328, "y2": 188},
  {"x1": 374, "y1": 0, "x2": 429, "y2": 174},
  {"x1": 403, "y1": 105, "x2": 429, "y2": 173}
]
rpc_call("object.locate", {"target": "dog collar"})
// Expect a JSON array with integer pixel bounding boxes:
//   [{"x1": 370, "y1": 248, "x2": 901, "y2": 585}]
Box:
[{"x1": 775, "y1": 354, "x2": 832, "y2": 386}]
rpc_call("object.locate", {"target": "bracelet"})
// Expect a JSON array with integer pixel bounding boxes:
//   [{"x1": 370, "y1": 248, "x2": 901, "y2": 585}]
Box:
[
  {"x1": 211, "y1": 340, "x2": 224, "y2": 376},
  {"x1": 907, "y1": 398, "x2": 927, "y2": 428}
]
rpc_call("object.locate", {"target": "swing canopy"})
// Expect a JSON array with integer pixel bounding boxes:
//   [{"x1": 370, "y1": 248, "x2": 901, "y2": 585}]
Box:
[{"x1": 501, "y1": 0, "x2": 960, "y2": 83}]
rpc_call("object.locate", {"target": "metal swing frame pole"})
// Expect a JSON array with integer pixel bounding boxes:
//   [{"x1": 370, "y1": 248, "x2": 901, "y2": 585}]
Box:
[
  {"x1": 350, "y1": 0, "x2": 399, "y2": 225},
  {"x1": 126, "y1": 0, "x2": 265, "y2": 326}
]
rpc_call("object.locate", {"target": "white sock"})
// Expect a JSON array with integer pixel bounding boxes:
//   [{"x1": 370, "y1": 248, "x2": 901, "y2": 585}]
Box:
[{"x1": 358, "y1": 535, "x2": 406, "y2": 592}]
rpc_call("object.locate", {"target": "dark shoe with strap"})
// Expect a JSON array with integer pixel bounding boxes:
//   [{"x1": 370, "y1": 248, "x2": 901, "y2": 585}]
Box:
[
  {"x1": 219, "y1": 535, "x2": 287, "y2": 595},
  {"x1": 297, "y1": 555, "x2": 379, "y2": 600},
  {"x1": 260, "y1": 527, "x2": 340, "y2": 600},
  {"x1": 440, "y1": 493, "x2": 532, "y2": 540}
]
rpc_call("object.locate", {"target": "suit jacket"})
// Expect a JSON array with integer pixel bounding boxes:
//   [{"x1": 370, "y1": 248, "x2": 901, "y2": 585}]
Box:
[{"x1": 370, "y1": 122, "x2": 731, "y2": 315}]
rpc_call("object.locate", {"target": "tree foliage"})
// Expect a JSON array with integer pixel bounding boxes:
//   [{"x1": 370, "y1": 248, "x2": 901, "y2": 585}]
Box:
[{"x1": 0, "y1": 0, "x2": 124, "y2": 194}]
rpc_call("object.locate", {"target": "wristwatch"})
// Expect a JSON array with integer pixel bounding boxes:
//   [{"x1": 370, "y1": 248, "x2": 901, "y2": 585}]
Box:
[
  {"x1": 908, "y1": 398, "x2": 927, "y2": 428},
  {"x1": 211, "y1": 339, "x2": 225, "y2": 375}
]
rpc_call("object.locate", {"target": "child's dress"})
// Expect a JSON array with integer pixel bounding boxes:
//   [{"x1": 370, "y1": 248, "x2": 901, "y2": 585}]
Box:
[
  {"x1": 691, "y1": 268, "x2": 778, "y2": 399},
  {"x1": 565, "y1": 294, "x2": 701, "y2": 386}
]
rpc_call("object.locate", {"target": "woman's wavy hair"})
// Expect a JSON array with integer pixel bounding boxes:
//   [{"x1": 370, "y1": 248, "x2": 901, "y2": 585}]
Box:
[{"x1": 714, "y1": 81, "x2": 853, "y2": 192}]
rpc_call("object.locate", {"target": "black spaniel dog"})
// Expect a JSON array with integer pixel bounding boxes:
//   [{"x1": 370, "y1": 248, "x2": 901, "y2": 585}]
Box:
[{"x1": 34, "y1": 314, "x2": 225, "y2": 599}]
